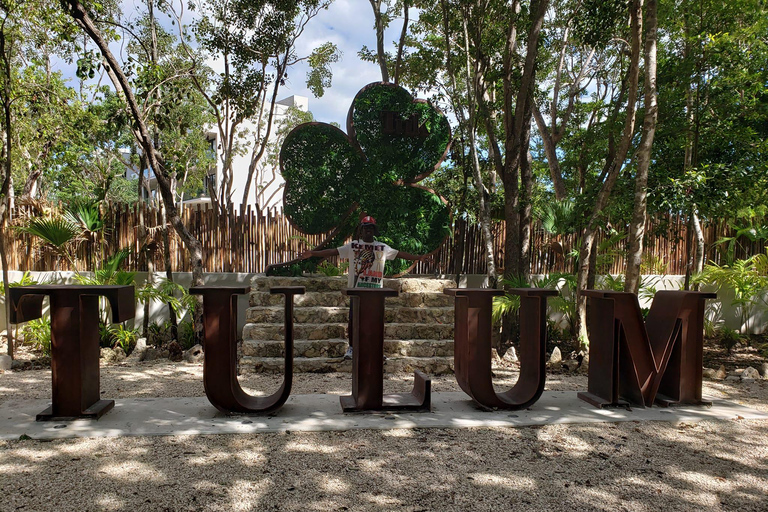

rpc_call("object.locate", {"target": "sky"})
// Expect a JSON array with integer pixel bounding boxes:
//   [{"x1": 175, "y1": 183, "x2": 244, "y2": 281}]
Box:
[
  {"x1": 284, "y1": 0, "x2": 398, "y2": 127},
  {"x1": 52, "y1": 1, "x2": 410, "y2": 127}
]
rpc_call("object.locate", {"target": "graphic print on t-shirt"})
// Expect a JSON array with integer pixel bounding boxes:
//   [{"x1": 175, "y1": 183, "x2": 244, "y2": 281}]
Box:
[
  {"x1": 337, "y1": 240, "x2": 398, "y2": 289},
  {"x1": 353, "y1": 246, "x2": 376, "y2": 287}
]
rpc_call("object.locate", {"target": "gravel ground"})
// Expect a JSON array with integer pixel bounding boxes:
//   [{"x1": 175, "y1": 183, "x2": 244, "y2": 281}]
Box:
[{"x1": 1, "y1": 360, "x2": 767, "y2": 512}]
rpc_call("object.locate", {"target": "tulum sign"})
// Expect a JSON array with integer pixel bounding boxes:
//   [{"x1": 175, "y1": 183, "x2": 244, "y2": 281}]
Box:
[{"x1": 10, "y1": 284, "x2": 716, "y2": 422}]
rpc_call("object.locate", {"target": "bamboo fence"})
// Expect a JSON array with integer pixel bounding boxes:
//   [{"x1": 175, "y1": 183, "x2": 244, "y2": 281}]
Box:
[{"x1": 5, "y1": 204, "x2": 765, "y2": 276}]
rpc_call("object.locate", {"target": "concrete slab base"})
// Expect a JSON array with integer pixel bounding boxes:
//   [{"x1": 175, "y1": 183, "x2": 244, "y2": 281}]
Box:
[{"x1": 1, "y1": 391, "x2": 766, "y2": 441}]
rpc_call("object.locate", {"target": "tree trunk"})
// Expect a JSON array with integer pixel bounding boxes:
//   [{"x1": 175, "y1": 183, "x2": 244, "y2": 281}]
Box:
[
  {"x1": 0, "y1": 30, "x2": 13, "y2": 358},
  {"x1": 462, "y1": 14, "x2": 497, "y2": 286},
  {"x1": 532, "y1": 107, "x2": 567, "y2": 200},
  {"x1": 63, "y1": 0, "x2": 205, "y2": 345},
  {"x1": 625, "y1": 0, "x2": 658, "y2": 294},
  {"x1": 394, "y1": 0, "x2": 409, "y2": 85},
  {"x1": 575, "y1": 0, "x2": 643, "y2": 343},
  {"x1": 692, "y1": 209, "x2": 704, "y2": 272},
  {"x1": 161, "y1": 200, "x2": 178, "y2": 341},
  {"x1": 369, "y1": 0, "x2": 389, "y2": 82},
  {"x1": 501, "y1": 0, "x2": 548, "y2": 279}
]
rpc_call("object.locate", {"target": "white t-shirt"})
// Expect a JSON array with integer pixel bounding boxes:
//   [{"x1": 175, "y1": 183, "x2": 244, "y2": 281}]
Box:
[{"x1": 337, "y1": 240, "x2": 399, "y2": 289}]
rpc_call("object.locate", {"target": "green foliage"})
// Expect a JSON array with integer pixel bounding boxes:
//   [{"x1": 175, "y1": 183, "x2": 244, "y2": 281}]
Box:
[
  {"x1": 178, "y1": 321, "x2": 196, "y2": 350},
  {"x1": 282, "y1": 82, "x2": 451, "y2": 258},
  {"x1": 491, "y1": 275, "x2": 530, "y2": 326},
  {"x1": 572, "y1": 0, "x2": 629, "y2": 49},
  {"x1": 693, "y1": 256, "x2": 768, "y2": 333},
  {"x1": 74, "y1": 249, "x2": 136, "y2": 286},
  {"x1": 21, "y1": 317, "x2": 52, "y2": 356},
  {"x1": 18, "y1": 215, "x2": 80, "y2": 250},
  {"x1": 715, "y1": 218, "x2": 768, "y2": 266},
  {"x1": 10, "y1": 271, "x2": 38, "y2": 287},
  {"x1": 306, "y1": 41, "x2": 341, "y2": 98},
  {"x1": 137, "y1": 278, "x2": 196, "y2": 319},
  {"x1": 316, "y1": 260, "x2": 348, "y2": 277},
  {"x1": 719, "y1": 326, "x2": 742, "y2": 355},
  {"x1": 538, "y1": 200, "x2": 576, "y2": 236},
  {"x1": 64, "y1": 199, "x2": 103, "y2": 234},
  {"x1": 108, "y1": 324, "x2": 139, "y2": 355},
  {"x1": 541, "y1": 273, "x2": 579, "y2": 337}
]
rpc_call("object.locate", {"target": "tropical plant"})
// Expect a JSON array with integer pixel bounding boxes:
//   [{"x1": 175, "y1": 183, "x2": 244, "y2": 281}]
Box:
[
  {"x1": 715, "y1": 219, "x2": 768, "y2": 265},
  {"x1": 9, "y1": 271, "x2": 38, "y2": 287},
  {"x1": 74, "y1": 249, "x2": 135, "y2": 287},
  {"x1": 178, "y1": 320, "x2": 196, "y2": 350},
  {"x1": 693, "y1": 256, "x2": 768, "y2": 333},
  {"x1": 21, "y1": 317, "x2": 52, "y2": 356},
  {"x1": 316, "y1": 260, "x2": 348, "y2": 277},
  {"x1": 16, "y1": 215, "x2": 81, "y2": 268},
  {"x1": 137, "y1": 278, "x2": 196, "y2": 320},
  {"x1": 491, "y1": 275, "x2": 530, "y2": 325},
  {"x1": 598, "y1": 274, "x2": 625, "y2": 291},
  {"x1": 718, "y1": 326, "x2": 742, "y2": 354},
  {"x1": 540, "y1": 273, "x2": 579, "y2": 338},
  {"x1": 64, "y1": 199, "x2": 104, "y2": 270},
  {"x1": 108, "y1": 324, "x2": 139, "y2": 355}
]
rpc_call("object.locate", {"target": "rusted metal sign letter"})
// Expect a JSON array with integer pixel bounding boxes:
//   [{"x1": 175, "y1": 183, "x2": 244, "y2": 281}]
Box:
[
  {"x1": 190, "y1": 286, "x2": 305, "y2": 414},
  {"x1": 10, "y1": 285, "x2": 135, "y2": 421},
  {"x1": 578, "y1": 290, "x2": 717, "y2": 408},
  {"x1": 341, "y1": 288, "x2": 431, "y2": 412},
  {"x1": 445, "y1": 288, "x2": 557, "y2": 410}
]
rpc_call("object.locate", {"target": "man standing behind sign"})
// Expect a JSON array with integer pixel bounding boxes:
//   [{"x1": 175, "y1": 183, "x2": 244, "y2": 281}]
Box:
[{"x1": 299, "y1": 215, "x2": 428, "y2": 358}]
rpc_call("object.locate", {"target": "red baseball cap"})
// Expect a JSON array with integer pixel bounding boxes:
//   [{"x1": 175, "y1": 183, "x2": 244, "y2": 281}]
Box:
[{"x1": 361, "y1": 215, "x2": 377, "y2": 225}]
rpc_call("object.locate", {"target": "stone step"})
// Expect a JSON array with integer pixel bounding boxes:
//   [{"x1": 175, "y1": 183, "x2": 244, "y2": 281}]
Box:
[
  {"x1": 243, "y1": 339, "x2": 349, "y2": 358},
  {"x1": 243, "y1": 322, "x2": 454, "y2": 342},
  {"x1": 239, "y1": 355, "x2": 455, "y2": 375},
  {"x1": 249, "y1": 290, "x2": 455, "y2": 308},
  {"x1": 252, "y1": 275, "x2": 457, "y2": 294},
  {"x1": 242, "y1": 339, "x2": 454, "y2": 358},
  {"x1": 245, "y1": 306, "x2": 455, "y2": 325}
]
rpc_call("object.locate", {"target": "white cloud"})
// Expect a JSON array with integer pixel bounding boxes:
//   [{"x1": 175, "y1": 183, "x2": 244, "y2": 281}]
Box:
[{"x1": 284, "y1": 0, "x2": 417, "y2": 128}]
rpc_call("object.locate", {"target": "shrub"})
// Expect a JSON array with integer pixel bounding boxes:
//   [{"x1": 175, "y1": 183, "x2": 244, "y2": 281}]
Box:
[
  {"x1": 110, "y1": 325, "x2": 139, "y2": 355},
  {"x1": 21, "y1": 317, "x2": 52, "y2": 356},
  {"x1": 719, "y1": 326, "x2": 742, "y2": 354},
  {"x1": 178, "y1": 321, "x2": 196, "y2": 350},
  {"x1": 317, "y1": 260, "x2": 348, "y2": 277}
]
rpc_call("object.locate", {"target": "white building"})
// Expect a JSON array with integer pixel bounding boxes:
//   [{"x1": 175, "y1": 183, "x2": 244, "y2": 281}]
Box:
[{"x1": 133, "y1": 95, "x2": 310, "y2": 213}]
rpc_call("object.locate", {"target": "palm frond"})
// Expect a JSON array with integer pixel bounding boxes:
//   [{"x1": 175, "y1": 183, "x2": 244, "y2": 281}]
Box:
[{"x1": 17, "y1": 216, "x2": 80, "y2": 248}]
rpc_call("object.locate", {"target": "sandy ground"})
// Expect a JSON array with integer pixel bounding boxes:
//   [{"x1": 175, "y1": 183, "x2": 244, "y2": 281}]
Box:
[{"x1": 1, "y1": 361, "x2": 767, "y2": 512}]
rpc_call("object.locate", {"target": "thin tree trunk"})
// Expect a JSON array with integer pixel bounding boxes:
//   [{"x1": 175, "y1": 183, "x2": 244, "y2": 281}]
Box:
[
  {"x1": 161, "y1": 202, "x2": 178, "y2": 342},
  {"x1": 0, "y1": 29, "x2": 13, "y2": 358},
  {"x1": 501, "y1": 0, "x2": 548, "y2": 279},
  {"x1": 369, "y1": 0, "x2": 389, "y2": 82},
  {"x1": 576, "y1": 0, "x2": 643, "y2": 343},
  {"x1": 462, "y1": 13, "x2": 497, "y2": 285},
  {"x1": 63, "y1": 0, "x2": 205, "y2": 344},
  {"x1": 625, "y1": 0, "x2": 658, "y2": 294},
  {"x1": 532, "y1": 107, "x2": 567, "y2": 200},
  {"x1": 394, "y1": 0, "x2": 409, "y2": 85},
  {"x1": 692, "y1": 209, "x2": 704, "y2": 272}
]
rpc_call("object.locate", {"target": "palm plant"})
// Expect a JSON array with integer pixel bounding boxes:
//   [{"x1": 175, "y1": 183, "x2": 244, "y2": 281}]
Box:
[
  {"x1": 64, "y1": 200, "x2": 105, "y2": 271},
  {"x1": 692, "y1": 255, "x2": 768, "y2": 333},
  {"x1": 16, "y1": 215, "x2": 81, "y2": 269},
  {"x1": 715, "y1": 219, "x2": 768, "y2": 266},
  {"x1": 74, "y1": 249, "x2": 137, "y2": 342},
  {"x1": 491, "y1": 275, "x2": 530, "y2": 325},
  {"x1": 538, "y1": 201, "x2": 576, "y2": 272}
]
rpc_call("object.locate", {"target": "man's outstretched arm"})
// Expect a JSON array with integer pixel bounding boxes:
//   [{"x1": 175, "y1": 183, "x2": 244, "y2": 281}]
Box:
[
  {"x1": 395, "y1": 251, "x2": 431, "y2": 262},
  {"x1": 299, "y1": 248, "x2": 340, "y2": 260}
]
